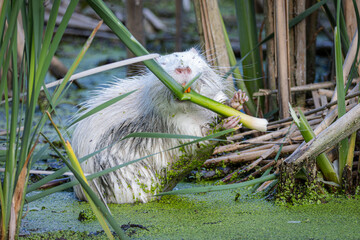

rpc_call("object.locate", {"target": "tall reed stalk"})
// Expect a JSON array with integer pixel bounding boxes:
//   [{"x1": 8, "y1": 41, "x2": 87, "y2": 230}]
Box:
[
  {"x1": 0, "y1": 1, "x2": 82, "y2": 237},
  {"x1": 235, "y1": 0, "x2": 264, "y2": 113}
]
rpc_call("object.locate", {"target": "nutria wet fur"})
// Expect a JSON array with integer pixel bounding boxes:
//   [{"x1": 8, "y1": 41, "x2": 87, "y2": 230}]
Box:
[{"x1": 72, "y1": 48, "x2": 230, "y2": 203}]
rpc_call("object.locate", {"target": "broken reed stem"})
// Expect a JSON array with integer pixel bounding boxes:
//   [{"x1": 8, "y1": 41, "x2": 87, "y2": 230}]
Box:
[
  {"x1": 220, "y1": 123, "x2": 297, "y2": 183},
  {"x1": 253, "y1": 81, "x2": 335, "y2": 97},
  {"x1": 215, "y1": 118, "x2": 321, "y2": 154},
  {"x1": 269, "y1": 88, "x2": 360, "y2": 126},
  {"x1": 236, "y1": 160, "x2": 281, "y2": 184},
  {"x1": 227, "y1": 114, "x2": 323, "y2": 141},
  {"x1": 205, "y1": 144, "x2": 299, "y2": 166}
]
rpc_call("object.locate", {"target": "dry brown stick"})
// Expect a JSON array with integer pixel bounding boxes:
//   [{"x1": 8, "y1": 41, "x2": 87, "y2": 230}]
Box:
[
  {"x1": 269, "y1": 90, "x2": 360, "y2": 126},
  {"x1": 331, "y1": 29, "x2": 358, "y2": 103},
  {"x1": 226, "y1": 143, "x2": 278, "y2": 156},
  {"x1": 221, "y1": 124, "x2": 297, "y2": 183},
  {"x1": 253, "y1": 82, "x2": 334, "y2": 97},
  {"x1": 237, "y1": 159, "x2": 281, "y2": 183},
  {"x1": 214, "y1": 129, "x2": 287, "y2": 154},
  {"x1": 256, "y1": 179, "x2": 276, "y2": 192},
  {"x1": 275, "y1": 0, "x2": 291, "y2": 118},
  {"x1": 228, "y1": 114, "x2": 323, "y2": 141},
  {"x1": 215, "y1": 117, "x2": 321, "y2": 154},
  {"x1": 293, "y1": 0, "x2": 306, "y2": 107},
  {"x1": 313, "y1": 101, "x2": 357, "y2": 136},
  {"x1": 284, "y1": 103, "x2": 360, "y2": 168},
  {"x1": 205, "y1": 144, "x2": 299, "y2": 166},
  {"x1": 230, "y1": 141, "x2": 283, "y2": 181},
  {"x1": 318, "y1": 89, "x2": 334, "y2": 98},
  {"x1": 38, "y1": 178, "x2": 69, "y2": 190}
]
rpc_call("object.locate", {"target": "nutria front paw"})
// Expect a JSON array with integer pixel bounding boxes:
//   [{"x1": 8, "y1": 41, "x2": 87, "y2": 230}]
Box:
[
  {"x1": 222, "y1": 115, "x2": 242, "y2": 129},
  {"x1": 229, "y1": 90, "x2": 249, "y2": 111}
]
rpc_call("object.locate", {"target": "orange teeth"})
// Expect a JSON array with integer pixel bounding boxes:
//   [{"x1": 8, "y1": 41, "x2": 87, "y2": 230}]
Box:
[{"x1": 182, "y1": 82, "x2": 191, "y2": 93}]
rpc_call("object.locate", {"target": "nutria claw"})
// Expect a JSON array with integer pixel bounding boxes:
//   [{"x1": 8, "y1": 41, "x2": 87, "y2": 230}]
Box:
[{"x1": 229, "y1": 90, "x2": 249, "y2": 111}]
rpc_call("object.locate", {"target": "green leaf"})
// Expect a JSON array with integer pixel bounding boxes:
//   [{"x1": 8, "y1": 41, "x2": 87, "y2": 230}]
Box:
[
  {"x1": 182, "y1": 73, "x2": 201, "y2": 92},
  {"x1": 68, "y1": 90, "x2": 137, "y2": 127},
  {"x1": 157, "y1": 174, "x2": 278, "y2": 196},
  {"x1": 289, "y1": 105, "x2": 339, "y2": 184},
  {"x1": 334, "y1": 0, "x2": 349, "y2": 181},
  {"x1": 26, "y1": 128, "x2": 235, "y2": 202}
]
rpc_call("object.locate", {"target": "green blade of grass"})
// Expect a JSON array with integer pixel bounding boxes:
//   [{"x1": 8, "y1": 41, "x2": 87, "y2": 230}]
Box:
[
  {"x1": 182, "y1": 73, "x2": 201, "y2": 92},
  {"x1": 220, "y1": 16, "x2": 256, "y2": 115},
  {"x1": 0, "y1": 0, "x2": 22, "y2": 99},
  {"x1": 86, "y1": 0, "x2": 183, "y2": 99},
  {"x1": 323, "y1": 2, "x2": 350, "y2": 55},
  {"x1": 26, "y1": 128, "x2": 235, "y2": 202},
  {"x1": 46, "y1": 112, "x2": 124, "y2": 239},
  {"x1": 68, "y1": 90, "x2": 136, "y2": 127},
  {"x1": 335, "y1": 0, "x2": 349, "y2": 181},
  {"x1": 346, "y1": 132, "x2": 356, "y2": 167},
  {"x1": 52, "y1": 20, "x2": 103, "y2": 106},
  {"x1": 234, "y1": 0, "x2": 263, "y2": 103},
  {"x1": 87, "y1": 0, "x2": 268, "y2": 131},
  {"x1": 345, "y1": 0, "x2": 360, "y2": 93},
  {"x1": 0, "y1": 0, "x2": 9, "y2": 41},
  {"x1": 157, "y1": 174, "x2": 278, "y2": 196},
  {"x1": 2, "y1": 8, "x2": 22, "y2": 231},
  {"x1": 38, "y1": 0, "x2": 61, "y2": 72},
  {"x1": 29, "y1": 16, "x2": 101, "y2": 150},
  {"x1": 289, "y1": 105, "x2": 339, "y2": 184},
  {"x1": 223, "y1": 0, "x2": 329, "y2": 81}
]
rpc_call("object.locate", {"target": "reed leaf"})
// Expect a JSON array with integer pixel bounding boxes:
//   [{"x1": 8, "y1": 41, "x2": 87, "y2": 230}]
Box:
[
  {"x1": 1, "y1": 2, "x2": 23, "y2": 232},
  {"x1": 29, "y1": 17, "x2": 101, "y2": 147},
  {"x1": 221, "y1": 16, "x2": 256, "y2": 115},
  {"x1": 182, "y1": 73, "x2": 201, "y2": 93},
  {"x1": 346, "y1": 132, "x2": 356, "y2": 167},
  {"x1": 68, "y1": 90, "x2": 136, "y2": 127},
  {"x1": 0, "y1": 1, "x2": 81, "y2": 237},
  {"x1": 335, "y1": 0, "x2": 349, "y2": 181},
  {"x1": 86, "y1": 0, "x2": 183, "y2": 98},
  {"x1": 0, "y1": 0, "x2": 9, "y2": 42},
  {"x1": 44, "y1": 133, "x2": 128, "y2": 239},
  {"x1": 289, "y1": 105, "x2": 339, "y2": 184},
  {"x1": 224, "y1": 0, "x2": 329, "y2": 83},
  {"x1": 38, "y1": 0, "x2": 61, "y2": 72},
  {"x1": 26, "y1": 128, "x2": 235, "y2": 203},
  {"x1": 0, "y1": 0, "x2": 21, "y2": 80},
  {"x1": 52, "y1": 20, "x2": 103, "y2": 106},
  {"x1": 345, "y1": 0, "x2": 360, "y2": 93},
  {"x1": 86, "y1": 0, "x2": 268, "y2": 132},
  {"x1": 156, "y1": 174, "x2": 278, "y2": 196},
  {"x1": 234, "y1": 0, "x2": 263, "y2": 102},
  {"x1": 65, "y1": 142, "x2": 115, "y2": 240},
  {"x1": 323, "y1": 2, "x2": 350, "y2": 53},
  {"x1": 26, "y1": 129, "x2": 229, "y2": 193},
  {"x1": 46, "y1": 112, "x2": 118, "y2": 240}
]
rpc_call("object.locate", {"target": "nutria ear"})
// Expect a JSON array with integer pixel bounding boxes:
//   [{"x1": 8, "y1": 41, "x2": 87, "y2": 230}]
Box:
[{"x1": 189, "y1": 48, "x2": 198, "y2": 54}]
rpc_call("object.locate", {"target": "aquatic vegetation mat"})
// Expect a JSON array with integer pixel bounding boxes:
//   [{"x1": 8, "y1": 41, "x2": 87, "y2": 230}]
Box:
[{"x1": 21, "y1": 183, "x2": 360, "y2": 239}]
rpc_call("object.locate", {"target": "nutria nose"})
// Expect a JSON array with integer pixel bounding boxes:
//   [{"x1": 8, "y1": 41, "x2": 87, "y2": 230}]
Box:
[{"x1": 175, "y1": 67, "x2": 192, "y2": 75}]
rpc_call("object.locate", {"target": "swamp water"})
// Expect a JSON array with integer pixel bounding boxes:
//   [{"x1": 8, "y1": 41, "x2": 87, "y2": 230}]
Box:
[
  {"x1": 15, "y1": 39, "x2": 360, "y2": 239},
  {"x1": 21, "y1": 184, "x2": 360, "y2": 239}
]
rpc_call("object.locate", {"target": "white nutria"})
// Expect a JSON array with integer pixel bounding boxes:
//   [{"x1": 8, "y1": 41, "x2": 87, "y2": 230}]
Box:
[{"x1": 72, "y1": 48, "x2": 243, "y2": 204}]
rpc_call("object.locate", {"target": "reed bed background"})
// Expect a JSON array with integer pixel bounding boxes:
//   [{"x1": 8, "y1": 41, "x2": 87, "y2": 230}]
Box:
[{"x1": 1, "y1": 0, "x2": 360, "y2": 239}]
